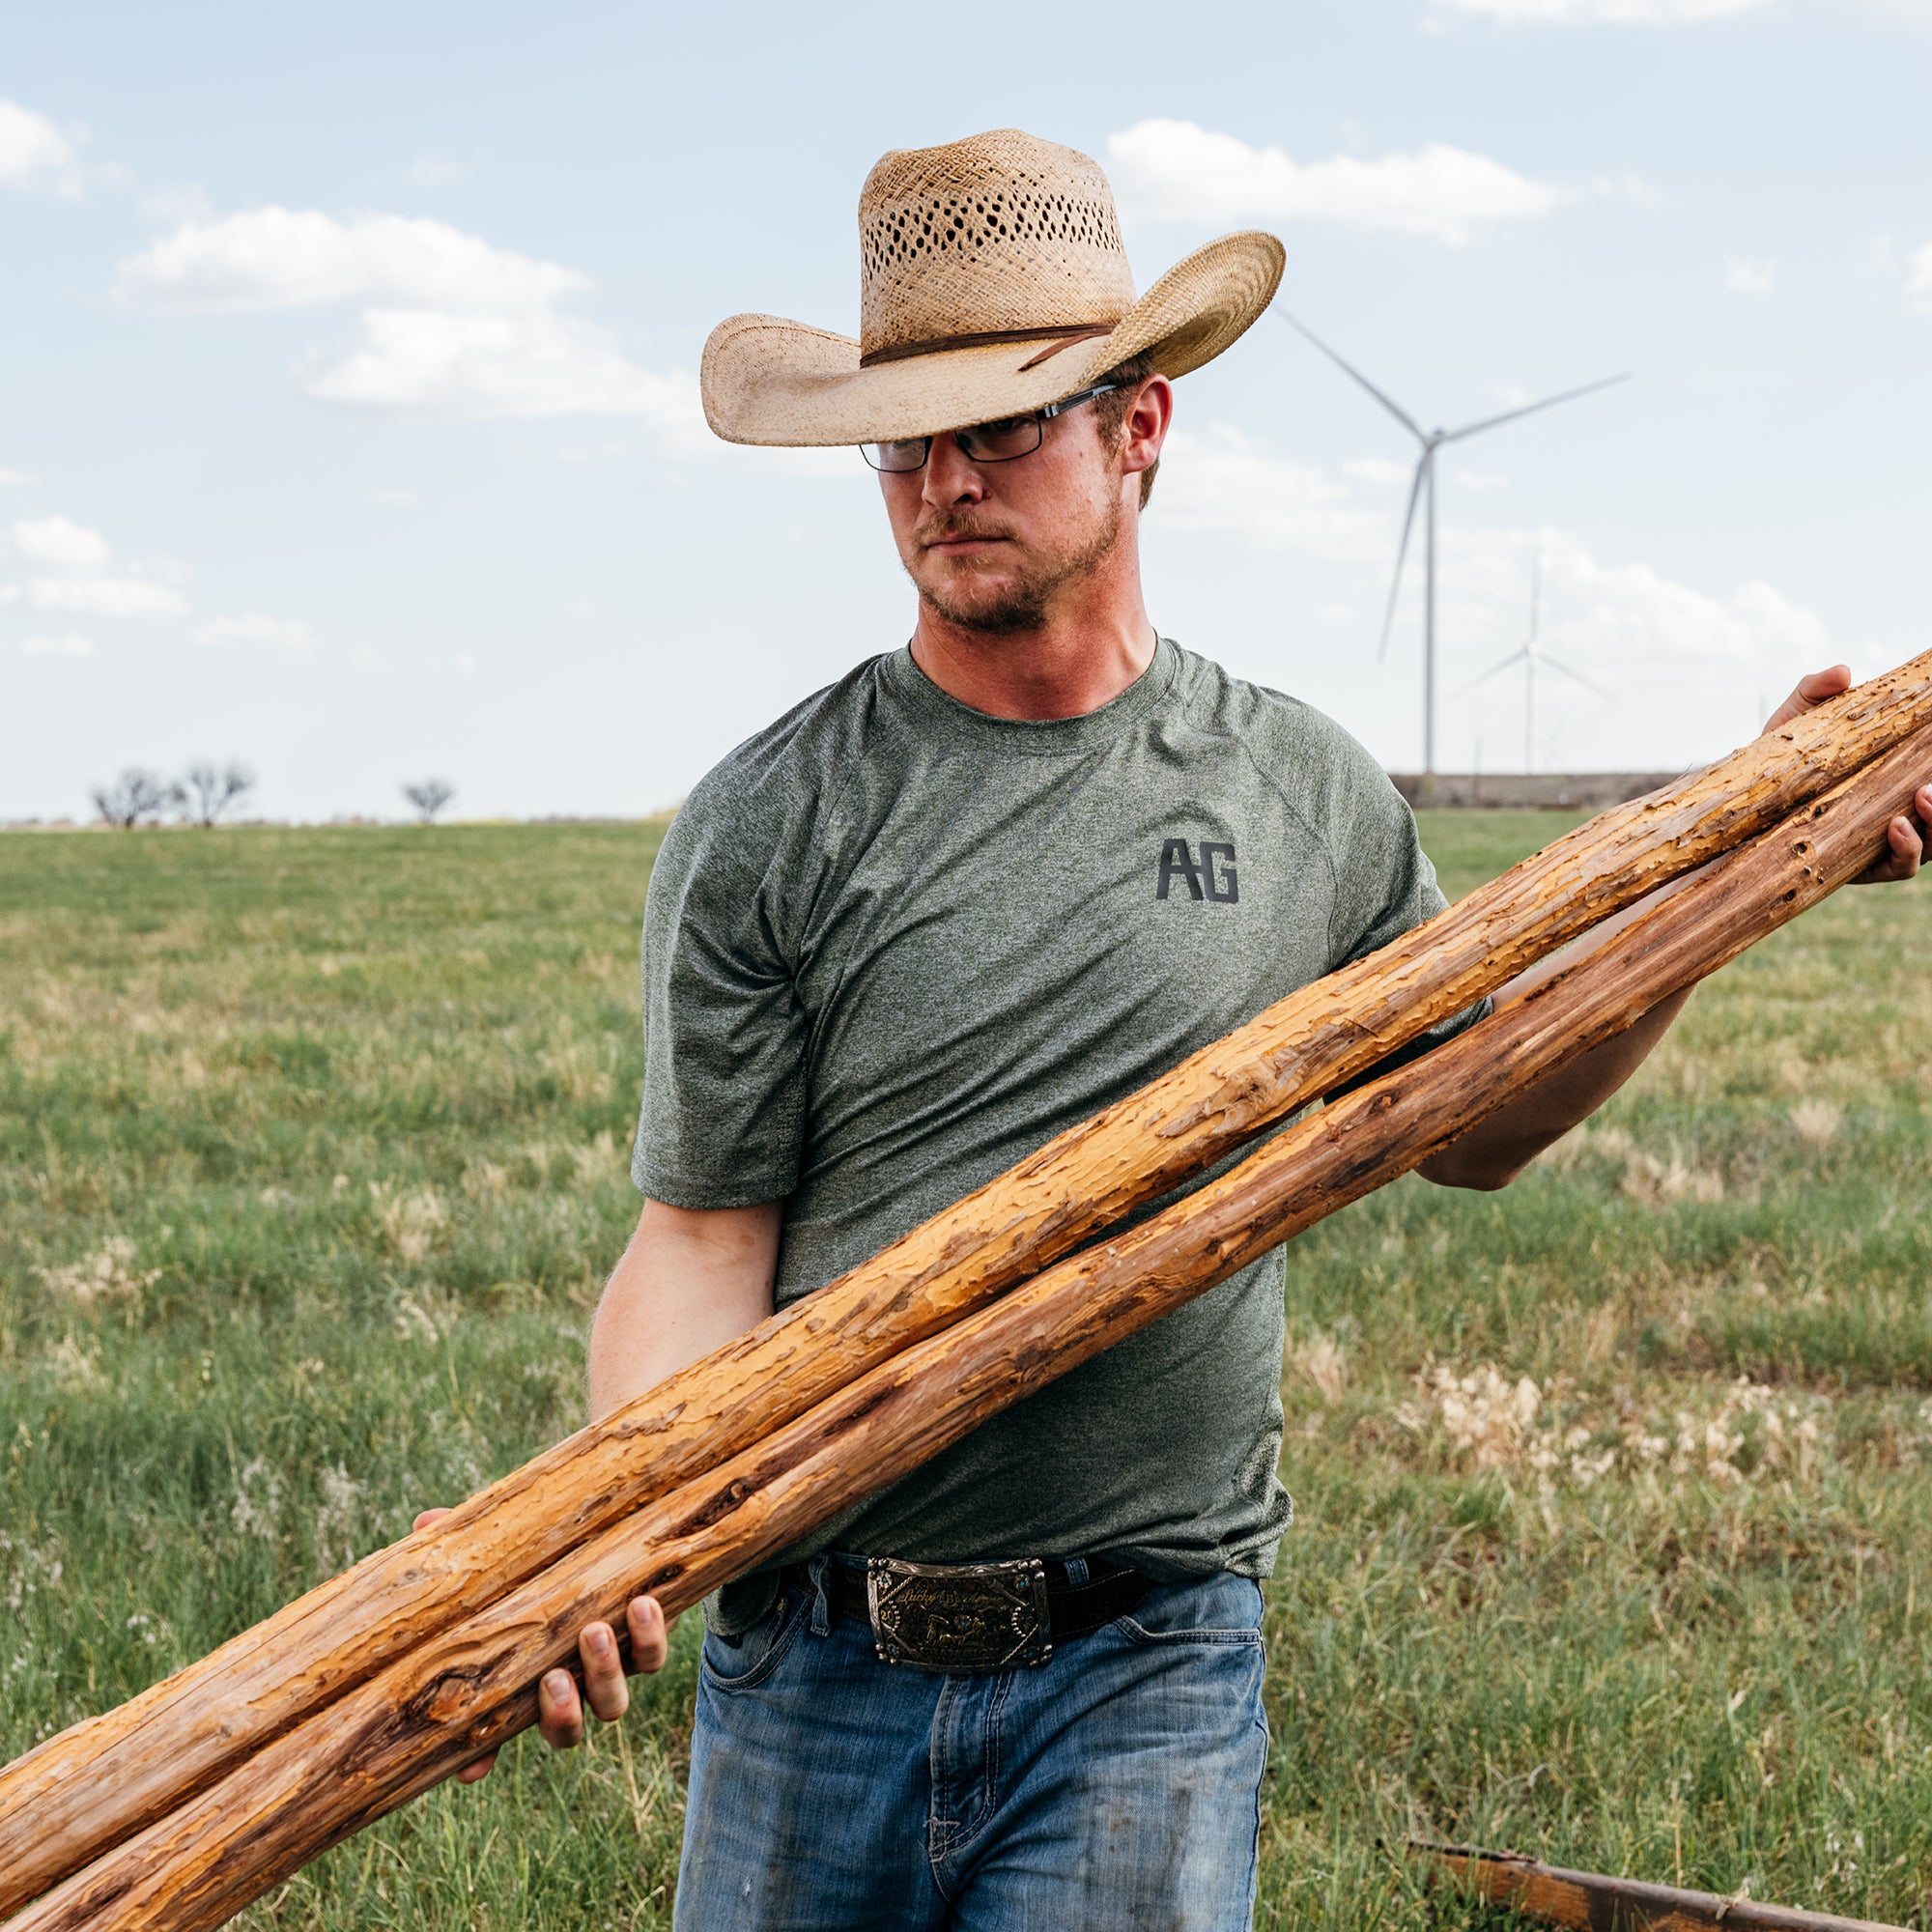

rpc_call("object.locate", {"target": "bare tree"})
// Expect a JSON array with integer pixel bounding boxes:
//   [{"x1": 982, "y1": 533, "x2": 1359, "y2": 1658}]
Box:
[
  {"x1": 177, "y1": 761, "x2": 256, "y2": 827},
  {"x1": 91, "y1": 768, "x2": 171, "y2": 830},
  {"x1": 401, "y1": 778, "x2": 456, "y2": 824}
]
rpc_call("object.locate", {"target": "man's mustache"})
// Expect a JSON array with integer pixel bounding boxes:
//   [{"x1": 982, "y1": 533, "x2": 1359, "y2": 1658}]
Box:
[{"x1": 914, "y1": 519, "x2": 1017, "y2": 550}]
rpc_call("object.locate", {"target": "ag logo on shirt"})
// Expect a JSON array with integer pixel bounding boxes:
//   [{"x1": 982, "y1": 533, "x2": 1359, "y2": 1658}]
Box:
[{"x1": 1156, "y1": 838, "x2": 1238, "y2": 904}]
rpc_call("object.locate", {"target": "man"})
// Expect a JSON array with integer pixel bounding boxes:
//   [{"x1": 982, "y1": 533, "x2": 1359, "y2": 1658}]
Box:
[{"x1": 435, "y1": 129, "x2": 1928, "y2": 1927}]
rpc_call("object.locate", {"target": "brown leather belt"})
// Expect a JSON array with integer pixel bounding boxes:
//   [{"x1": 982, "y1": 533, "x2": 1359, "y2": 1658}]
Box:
[{"x1": 814, "y1": 1554, "x2": 1151, "y2": 1671}]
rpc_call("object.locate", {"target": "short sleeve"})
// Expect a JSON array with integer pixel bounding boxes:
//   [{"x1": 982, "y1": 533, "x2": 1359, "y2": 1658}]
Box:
[
  {"x1": 630, "y1": 797, "x2": 809, "y2": 1209},
  {"x1": 1321, "y1": 742, "x2": 1491, "y2": 1081},
  {"x1": 1325, "y1": 761, "x2": 1451, "y2": 969}
]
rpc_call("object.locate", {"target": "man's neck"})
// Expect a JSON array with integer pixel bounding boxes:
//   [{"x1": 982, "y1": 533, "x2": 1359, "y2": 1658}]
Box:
[{"x1": 909, "y1": 576, "x2": 1157, "y2": 723}]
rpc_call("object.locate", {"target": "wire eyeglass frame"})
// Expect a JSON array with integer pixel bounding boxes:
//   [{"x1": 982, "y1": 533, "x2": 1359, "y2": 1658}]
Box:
[{"x1": 860, "y1": 383, "x2": 1122, "y2": 474}]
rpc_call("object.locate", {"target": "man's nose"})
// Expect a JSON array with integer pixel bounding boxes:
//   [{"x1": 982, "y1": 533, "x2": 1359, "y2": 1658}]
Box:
[{"x1": 922, "y1": 432, "x2": 985, "y2": 508}]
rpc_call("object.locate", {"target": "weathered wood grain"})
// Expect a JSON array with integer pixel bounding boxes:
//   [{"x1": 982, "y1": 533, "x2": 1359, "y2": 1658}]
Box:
[
  {"x1": 15, "y1": 719, "x2": 1928, "y2": 1932},
  {"x1": 2, "y1": 653, "x2": 1927, "y2": 1920},
  {"x1": 1408, "y1": 1838, "x2": 1906, "y2": 1932}
]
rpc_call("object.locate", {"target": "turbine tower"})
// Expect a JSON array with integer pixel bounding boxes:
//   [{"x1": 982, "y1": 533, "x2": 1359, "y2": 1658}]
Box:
[
  {"x1": 1279, "y1": 312, "x2": 1628, "y2": 775},
  {"x1": 1455, "y1": 550, "x2": 1613, "y2": 775}
]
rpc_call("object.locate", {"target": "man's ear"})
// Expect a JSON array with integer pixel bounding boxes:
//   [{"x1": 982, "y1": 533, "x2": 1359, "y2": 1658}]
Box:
[
  {"x1": 1121, "y1": 376, "x2": 1173, "y2": 509},
  {"x1": 1122, "y1": 377, "x2": 1174, "y2": 472}
]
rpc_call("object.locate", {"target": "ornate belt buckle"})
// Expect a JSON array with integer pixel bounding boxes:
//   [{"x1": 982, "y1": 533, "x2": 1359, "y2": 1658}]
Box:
[{"x1": 866, "y1": 1556, "x2": 1052, "y2": 1671}]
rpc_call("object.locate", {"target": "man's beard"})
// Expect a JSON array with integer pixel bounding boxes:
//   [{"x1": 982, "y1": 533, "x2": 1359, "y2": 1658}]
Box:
[{"x1": 908, "y1": 493, "x2": 1122, "y2": 637}]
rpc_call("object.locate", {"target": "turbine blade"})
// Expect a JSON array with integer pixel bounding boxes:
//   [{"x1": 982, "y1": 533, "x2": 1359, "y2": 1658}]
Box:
[
  {"x1": 1440, "y1": 371, "x2": 1632, "y2": 445},
  {"x1": 1276, "y1": 310, "x2": 1426, "y2": 440},
  {"x1": 1452, "y1": 649, "x2": 1530, "y2": 698},
  {"x1": 1542, "y1": 654, "x2": 1616, "y2": 701},
  {"x1": 1378, "y1": 457, "x2": 1429, "y2": 664}
]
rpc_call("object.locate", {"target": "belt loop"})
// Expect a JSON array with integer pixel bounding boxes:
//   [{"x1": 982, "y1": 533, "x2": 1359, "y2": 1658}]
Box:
[
  {"x1": 1062, "y1": 1555, "x2": 1089, "y2": 1587},
  {"x1": 806, "y1": 1554, "x2": 832, "y2": 1636}
]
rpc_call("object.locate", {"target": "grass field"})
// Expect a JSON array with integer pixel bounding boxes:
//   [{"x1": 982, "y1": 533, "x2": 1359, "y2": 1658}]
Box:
[{"x1": 3, "y1": 813, "x2": 1929, "y2": 1930}]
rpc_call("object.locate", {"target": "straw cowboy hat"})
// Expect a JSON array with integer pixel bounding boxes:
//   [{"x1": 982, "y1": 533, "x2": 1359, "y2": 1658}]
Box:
[{"x1": 700, "y1": 128, "x2": 1285, "y2": 448}]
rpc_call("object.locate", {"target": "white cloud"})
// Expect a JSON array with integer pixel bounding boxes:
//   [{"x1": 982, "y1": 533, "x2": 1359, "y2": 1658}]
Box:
[
  {"x1": 1344, "y1": 455, "x2": 1413, "y2": 487},
  {"x1": 0, "y1": 583, "x2": 16, "y2": 605},
  {"x1": 1443, "y1": 528, "x2": 1830, "y2": 670},
  {"x1": 373, "y1": 487, "x2": 418, "y2": 506},
  {"x1": 1724, "y1": 255, "x2": 1776, "y2": 296},
  {"x1": 0, "y1": 100, "x2": 78, "y2": 192},
  {"x1": 1158, "y1": 426, "x2": 1390, "y2": 562},
  {"x1": 1908, "y1": 243, "x2": 1932, "y2": 313},
  {"x1": 31, "y1": 577, "x2": 189, "y2": 618},
  {"x1": 13, "y1": 515, "x2": 192, "y2": 618},
  {"x1": 1155, "y1": 441, "x2": 1830, "y2": 701},
  {"x1": 1425, "y1": 526, "x2": 1837, "y2": 767},
  {"x1": 1455, "y1": 469, "x2": 1507, "y2": 490},
  {"x1": 1435, "y1": 0, "x2": 1765, "y2": 18},
  {"x1": 454, "y1": 652, "x2": 478, "y2": 673},
  {"x1": 1107, "y1": 119, "x2": 1561, "y2": 245},
  {"x1": 304, "y1": 308, "x2": 708, "y2": 435},
  {"x1": 14, "y1": 514, "x2": 112, "y2": 572},
  {"x1": 1393, "y1": 527, "x2": 1833, "y2": 762},
  {"x1": 0, "y1": 466, "x2": 31, "y2": 486},
  {"x1": 193, "y1": 613, "x2": 316, "y2": 653},
  {"x1": 117, "y1": 209, "x2": 584, "y2": 314},
  {"x1": 117, "y1": 206, "x2": 707, "y2": 440},
  {"x1": 18, "y1": 632, "x2": 94, "y2": 658}
]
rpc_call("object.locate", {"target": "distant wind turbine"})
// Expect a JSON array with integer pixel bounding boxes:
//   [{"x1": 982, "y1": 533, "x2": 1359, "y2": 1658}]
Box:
[
  {"x1": 1279, "y1": 312, "x2": 1629, "y2": 774},
  {"x1": 1454, "y1": 550, "x2": 1613, "y2": 775}
]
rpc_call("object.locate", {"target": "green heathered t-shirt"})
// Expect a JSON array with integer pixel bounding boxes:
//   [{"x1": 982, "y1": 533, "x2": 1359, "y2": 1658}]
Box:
[{"x1": 632, "y1": 637, "x2": 1479, "y2": 1633}]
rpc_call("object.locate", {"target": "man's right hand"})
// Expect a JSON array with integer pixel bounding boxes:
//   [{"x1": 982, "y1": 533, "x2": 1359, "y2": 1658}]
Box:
[{"x1": 412, "y1": 1506, "x2": 675, "y2": 1785}]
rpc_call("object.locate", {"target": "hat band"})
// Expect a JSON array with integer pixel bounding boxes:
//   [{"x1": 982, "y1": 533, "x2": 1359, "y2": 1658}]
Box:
[{"x1": 857, "y1": 322, "x2": 1116, "y2": 370}]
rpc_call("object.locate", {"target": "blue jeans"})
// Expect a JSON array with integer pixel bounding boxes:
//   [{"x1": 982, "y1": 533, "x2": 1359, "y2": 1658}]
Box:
[{"x1": 673, "y1": 1558, "x2": 1269, "y2": 1931}]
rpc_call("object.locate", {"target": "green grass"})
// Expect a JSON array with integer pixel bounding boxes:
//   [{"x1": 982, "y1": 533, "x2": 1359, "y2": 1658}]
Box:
[{"x1": 2, "y1": 812, "x2": 1929, "y2": 1929}]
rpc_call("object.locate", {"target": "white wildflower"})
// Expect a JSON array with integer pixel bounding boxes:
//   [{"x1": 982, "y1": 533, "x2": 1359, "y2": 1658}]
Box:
[
  {"x1": 1414, "y1": 1362, "x2": 1543, "y2": 1468},
  {"x1": 1289, "y1": 1331, "x2": 1350, "y2": 1403},
  {"x1": 35, "y1": 1236, "x2": 160, "y2": 1311},
  {"x1": 369, "y1": 1182, "x2": 446, "y2": 1264},
  {"x1": 231, "y1": 1457, "x2": 284, "y2": 1541},
  {"x1": 314, "y1": 1464, "x2": 360, "y2": 1574}
]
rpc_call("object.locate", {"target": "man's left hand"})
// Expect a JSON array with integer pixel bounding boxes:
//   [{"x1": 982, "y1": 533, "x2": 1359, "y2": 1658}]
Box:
[{"x1": 1763, "y1": 665, "x2": 1929, "y2": 884}]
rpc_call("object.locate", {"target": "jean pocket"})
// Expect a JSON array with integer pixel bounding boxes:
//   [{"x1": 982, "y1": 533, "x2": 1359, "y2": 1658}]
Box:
[
  {"x1": 700, "y1": 1585, "x2": 810, "y2": 1690},
  {"x1": 1112, "y1": 1576, "x2": 1265, "y2": 1647}
]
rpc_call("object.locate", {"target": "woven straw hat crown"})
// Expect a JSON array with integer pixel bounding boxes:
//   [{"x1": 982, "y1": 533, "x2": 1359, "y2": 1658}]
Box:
[
  {"x1": 701, "y1": 128, "x2": 1285, "y2": 447},
  {"x1": 857, "y1": 130, "x2": 1136, "y2": 364}
]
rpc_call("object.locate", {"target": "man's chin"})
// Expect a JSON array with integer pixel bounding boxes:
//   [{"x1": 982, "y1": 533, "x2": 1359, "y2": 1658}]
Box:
[
  {"x1": 914, "y1": 564, "x2": 1032, "y2": 624},
  {"x1": 918, "y1": 580, "x2": 1049, "y2": 636}
]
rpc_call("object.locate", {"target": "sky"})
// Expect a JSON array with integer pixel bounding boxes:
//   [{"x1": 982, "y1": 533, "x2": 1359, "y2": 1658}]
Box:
[{"x1": 4, "y1": 0, "x2": 1930, "y2": 820}]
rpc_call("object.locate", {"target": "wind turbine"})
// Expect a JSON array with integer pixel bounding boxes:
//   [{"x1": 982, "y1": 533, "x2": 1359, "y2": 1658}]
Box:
[
  {"x1": 1279, "y1": 312, "x2": 1628, "y2": 774},
  {"x1": 1454, "y1": 550, "x2": 1612, "y2": 775}
]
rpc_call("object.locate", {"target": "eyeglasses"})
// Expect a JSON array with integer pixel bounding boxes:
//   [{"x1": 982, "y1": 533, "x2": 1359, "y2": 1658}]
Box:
[{"x1": 860, "y1": 383, "x2": 1122, "y2": 474}]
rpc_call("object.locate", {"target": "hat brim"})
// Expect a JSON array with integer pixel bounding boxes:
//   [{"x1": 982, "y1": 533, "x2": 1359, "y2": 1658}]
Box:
[{"x1": 700, "y1": 230, "x2": 1286, "y2": 448}]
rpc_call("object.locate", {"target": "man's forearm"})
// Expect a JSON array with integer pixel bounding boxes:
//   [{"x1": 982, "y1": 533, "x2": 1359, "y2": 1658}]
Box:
[
  {"x1": 1421, "y1": 666, "x2": 1931, "y2": 1193},
  {"x1": 586, "y1": 1198, "x2": 781, "y2": 1418},
  {"x1": 1417, "y1": 867, "x2": 1703, "y2": 1191},
  {"x1": 1418, "y1": 981, "x2": 1692, "y2": 1190}
]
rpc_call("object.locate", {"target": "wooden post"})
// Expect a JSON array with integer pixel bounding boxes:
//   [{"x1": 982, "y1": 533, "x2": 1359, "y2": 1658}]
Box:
[
  {"x1": 13, "y1": 722, "x2": 1927, "y2": 1932},
  {"x1": 1, "y1": 653, "x2": 1928, "y2": 1918},
  {"x1": 1407, "y1": 1839, "x2": 1907, "y2": 1932}
]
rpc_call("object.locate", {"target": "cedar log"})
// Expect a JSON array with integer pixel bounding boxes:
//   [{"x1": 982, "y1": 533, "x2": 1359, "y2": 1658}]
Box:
[
  {"x1": 14, "y1": 720, "x2": 1928, "y2": 1932},
  {"x1": 1, "y1": 655, "x2": 1928, "y2": 1918},
  {"x1": 1408, "y1": 1838, "x2": 1907, "y2": 1932}
]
